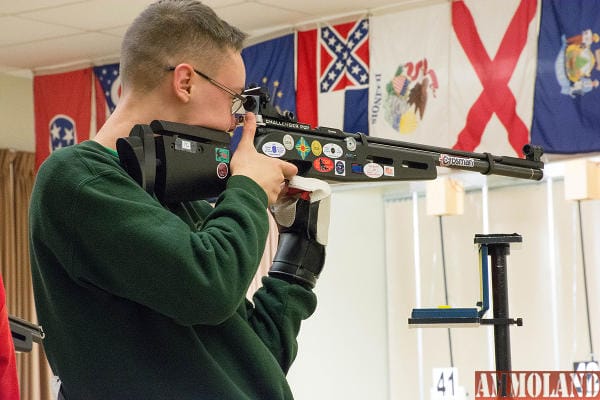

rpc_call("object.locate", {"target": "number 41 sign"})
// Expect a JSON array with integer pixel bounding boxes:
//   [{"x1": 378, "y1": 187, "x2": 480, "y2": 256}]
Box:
[{"x1": 431, "y1": 367, "x2": 467, "y2": 400}]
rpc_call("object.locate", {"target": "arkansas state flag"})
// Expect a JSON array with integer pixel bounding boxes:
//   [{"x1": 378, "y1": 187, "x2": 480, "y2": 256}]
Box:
[
  {"x1": 94, "y1": 63, "x2": 121, "y2": 131},
  {"x1": 369, "y1": 2, "x2": 449, "y2": 145},
  {"x1": 450, "y1": 0, "x2": 539, "y2": 157},
  {"x1": 297, "y1": 18, "x2": 369, "y2": 134},
  {"x1": 531, "y1": 0, "x2": 600, "y2": 154},
  {"x1": 34, "y1": 68, "x2": 92, "y2": 169}
]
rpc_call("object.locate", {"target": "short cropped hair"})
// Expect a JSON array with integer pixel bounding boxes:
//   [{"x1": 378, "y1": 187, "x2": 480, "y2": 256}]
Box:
[{"x1": 120, "y1": 0, "x2": 247, "y2": 92}]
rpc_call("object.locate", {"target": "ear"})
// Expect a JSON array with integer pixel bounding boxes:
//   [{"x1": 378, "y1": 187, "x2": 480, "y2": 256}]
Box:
[{"x1": 170, "y1": 64, "x2": 194, "y2": 102}]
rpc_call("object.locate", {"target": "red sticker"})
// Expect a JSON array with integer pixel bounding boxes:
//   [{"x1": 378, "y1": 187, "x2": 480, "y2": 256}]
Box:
[
  {"x1": 216, "y1": 162, "x2": 229, "y2": 179},
  {"x1": 313, "y1": 157, "x2": 334, "y2": 173}
]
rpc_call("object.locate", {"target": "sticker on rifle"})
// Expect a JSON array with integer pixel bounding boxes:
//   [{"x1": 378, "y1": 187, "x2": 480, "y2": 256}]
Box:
[
  {"x1": 439, "y1": 154, "x2": 475, "y2": 168},
  {"x1": 215, "y1": 148, "x2": 230, "y2": 163},
  {"x1": 384, "y1": 166, "x2": 395, "y2": 177},
  {"x1": 283, "y1": 134, "x2": 294, "y2": 150},
  {"x1": 335, "y1": 160, "x2": 346, "y2": 176},
  {"x1": 262, "y1": 142, "x2": 286, "y2": 158},
  {"x1": 364, "y1": 162, "x2": 384, "y2": 178},
  {"x1": 216, "y1": 162, "x2": 229, "y2": 179},
  {"x1": 313, "y1": 157, "x2": 334, "y2": 173},
  {"x1": 351, "y1": 163, "x2": 363, "y2": 174},
  {"x1": 345, "y1": 137, "x2": 357, "y2": 151},
  {"x1": 323, "y1": 143, "x2": 343, "y2": 159},
  {"x1": 295, "y1": 137, "x2": 311, "y2": 160},
  {"x1": 311, "y1": 140, "x2": 322, "y2": 156}
]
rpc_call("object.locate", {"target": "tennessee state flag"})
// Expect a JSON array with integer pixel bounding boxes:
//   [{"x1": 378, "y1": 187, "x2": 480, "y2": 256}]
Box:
[
  {"x1": 296, "y1": 18, "x2": 369, "y2": 134},
  {"x1": 34, "y1": 68, "x2": 92, "y2": 169}
]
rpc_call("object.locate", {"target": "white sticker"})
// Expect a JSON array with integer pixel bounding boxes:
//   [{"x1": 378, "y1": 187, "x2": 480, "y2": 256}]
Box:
[
  {"x1": 262, "y1": 142, "x2": 286, "y2": 158},
  {"x1": 282, "y1": 135, "x2": 295, "y2": 150},
  {"x1": 384, "y1": 165, "x2": 395, "y2": 177},
  {"x1": 323, "y1": 143, "x2": 343, "y2": 159},
  {"x1": 345, "y1": 136, "x2": 357, "y2": 151},
  {"x1": 363, "y1": 162, "x2": 384, "y2": 178}
]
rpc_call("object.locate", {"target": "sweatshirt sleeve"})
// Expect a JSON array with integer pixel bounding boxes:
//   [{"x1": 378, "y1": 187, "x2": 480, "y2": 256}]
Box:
[
  {"x1": 33, "y1": 147, "x2": 270, "y2": 327},
  {"x1": 247, "y1": 277, "x2": 317, "y2": 372}
]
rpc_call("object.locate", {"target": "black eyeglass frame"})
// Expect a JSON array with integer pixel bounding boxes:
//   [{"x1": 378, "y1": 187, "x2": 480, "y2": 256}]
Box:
[{"x1": 166, "y1": 66, "x2": 246, "y2": 114}]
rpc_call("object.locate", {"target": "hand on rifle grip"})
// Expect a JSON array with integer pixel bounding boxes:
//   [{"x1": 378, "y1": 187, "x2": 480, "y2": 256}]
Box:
[{"x1": 269, "y1": 176, "x2": 331, "y2": 288}]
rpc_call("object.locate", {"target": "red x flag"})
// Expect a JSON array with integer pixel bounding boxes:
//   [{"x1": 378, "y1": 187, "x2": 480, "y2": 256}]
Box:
[{"x1": 450, "y1": 0, "x2": 538, "y2": 157}]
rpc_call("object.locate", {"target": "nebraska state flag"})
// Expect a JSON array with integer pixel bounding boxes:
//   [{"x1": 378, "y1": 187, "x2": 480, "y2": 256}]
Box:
[
  {"x1": 296, "y1": 18, "x2": 369, "y2": 134},
  {"x1": 531, "y1": 0, "x2": 600, "y2": 154},
  {"x1": 369, "y1": 2, "x2": 449, "y2": 145},
  {"x1": 34, "y1": 68, "x2": 92, "y2": 169}
]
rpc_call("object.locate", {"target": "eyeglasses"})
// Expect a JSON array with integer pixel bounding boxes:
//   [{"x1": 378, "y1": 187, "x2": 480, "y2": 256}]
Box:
[{"x1": 167, "y1": 66, "x2": 246, "y2": 114}]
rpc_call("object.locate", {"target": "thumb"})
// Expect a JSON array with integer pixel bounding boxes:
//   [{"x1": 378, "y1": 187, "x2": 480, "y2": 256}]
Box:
[{"x1": 237, "y1": 112, "x2": 256, "y2": 149}]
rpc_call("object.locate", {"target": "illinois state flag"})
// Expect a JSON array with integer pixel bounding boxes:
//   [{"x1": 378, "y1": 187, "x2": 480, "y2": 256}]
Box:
[
  {"x1": 297, "y1": 18, "x2": 369, "y2": 134},
  {"x1": 369, "y1": 2, "x2": 449, "y2": 145},
  {"x1": 450, "y1": 0, "x2": 539, "y2": 157},
  {"x1": 34, "y1": 68, "x2": 92, "y2": 169},
  {"x1": 531, "y1": 0, "x2": 600, "y2": 154},
  {"x1": 242, "y1": 34, "x2": 295, "y2": 117},
  {"x1": 94, "y1": 63, "x2": 121, "y2": 131}
]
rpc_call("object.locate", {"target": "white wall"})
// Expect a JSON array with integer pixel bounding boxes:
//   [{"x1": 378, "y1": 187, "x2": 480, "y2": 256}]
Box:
[
  {"x1": 0, "y1": 73, "x2": 34, "y2": 152},
  {"x1": 287, "y1": 185, "x2": 391, "y2": 400}
]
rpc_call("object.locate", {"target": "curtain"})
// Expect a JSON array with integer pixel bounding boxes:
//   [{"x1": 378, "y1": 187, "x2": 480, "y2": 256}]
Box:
[{"x1": 0, "y1": 149, "x2": 53, "y2": 400}]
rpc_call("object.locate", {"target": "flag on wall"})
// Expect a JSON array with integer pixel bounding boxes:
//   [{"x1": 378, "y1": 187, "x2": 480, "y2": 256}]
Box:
[
  {"x1": 369, "y1": 2, "x2": 449, "y2": 145},
  {"x1": 94, "y1": 63, "x2": 121, "y2": 131},
  {"x1": 33, "y1": 68, "x2": 92, "y2": 169},
  {"x1": 450, "y1": 0, "x2": 539, "y2": 157},
  {"x1": 531, "y1": 0, "x2": 600, "y2": 154},
  {"x1": 297, "y1": 18, "x2": 369, "y2": 134},
  {"x1": 242, "y1": 34, "x2": 296, "y2": 117}
]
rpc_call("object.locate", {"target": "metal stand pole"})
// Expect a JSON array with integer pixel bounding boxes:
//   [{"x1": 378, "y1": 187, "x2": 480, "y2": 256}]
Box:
[
  {"x1": 489, "y1": 243, "x2": 511, "y2": 373},
  {"x1": 475, "y1": 233, "x2": 523, "y2": 397}
]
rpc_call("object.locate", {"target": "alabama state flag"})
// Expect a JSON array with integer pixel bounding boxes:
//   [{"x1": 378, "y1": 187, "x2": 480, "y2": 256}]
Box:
[
  {"x1": 450, "y1": 0, "x2": 539, "y2": 157},
  {"x1": 296, "y1": 18, "x2": 369, "y2": 134},
  {"x1": 33, "y1": 68, "x2": 92, "y2": 169}
]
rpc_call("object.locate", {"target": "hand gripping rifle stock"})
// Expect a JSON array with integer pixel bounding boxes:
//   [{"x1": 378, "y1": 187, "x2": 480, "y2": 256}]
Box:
[{"x1": 117, "y1": 86, "x2": 544, "y2": 205}]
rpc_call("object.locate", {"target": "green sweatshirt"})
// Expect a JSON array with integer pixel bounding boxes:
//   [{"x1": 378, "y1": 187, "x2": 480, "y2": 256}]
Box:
[{"x1": 29, "y1": 141, "x2": 317, "y2": 399}]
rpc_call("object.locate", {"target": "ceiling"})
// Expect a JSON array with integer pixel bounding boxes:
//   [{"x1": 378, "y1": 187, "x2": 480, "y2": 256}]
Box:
[{"x1": 0, "y1": 0, "x2": 439, "y2": 78}]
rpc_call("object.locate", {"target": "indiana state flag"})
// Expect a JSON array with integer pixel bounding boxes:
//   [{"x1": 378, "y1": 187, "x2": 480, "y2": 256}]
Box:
[
  {"x1": 531, "y1": 0, "x2": 600, "y2": 154},
  {"x1": 297, "y1": 18, "x2": 369, "y2": 134},
  {"x1": 242, "y1": 34, "x2": 296, "y2": 118},
  {"x1": 234, "y1": 34, "x2": 295, "y2": 151}
]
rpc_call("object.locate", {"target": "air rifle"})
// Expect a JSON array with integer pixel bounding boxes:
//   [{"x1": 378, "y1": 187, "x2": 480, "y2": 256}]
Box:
[{"x1": 117, "y1": 86, "x2": 544, "y2": 204}]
